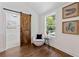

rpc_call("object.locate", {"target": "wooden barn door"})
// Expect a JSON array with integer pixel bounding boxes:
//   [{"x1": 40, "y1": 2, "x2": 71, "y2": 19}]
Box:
[{"x1": 20, "y1": 13, "x2": 31, "y2": 46}]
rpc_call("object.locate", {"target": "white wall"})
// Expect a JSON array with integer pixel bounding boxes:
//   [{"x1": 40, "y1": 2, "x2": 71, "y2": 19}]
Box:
[
  {"x1": 39, "y1": 2, "x2": 79, "y2": 56},
  {"x1": 0, "y1": 3, "x2": 39, "y2": 52},
  {"x1": 0, "y1": 4, "x2": 6, "y2": 52},
  {"x1": 0, "y1": 13, "x2": 6, "y2": 52}
]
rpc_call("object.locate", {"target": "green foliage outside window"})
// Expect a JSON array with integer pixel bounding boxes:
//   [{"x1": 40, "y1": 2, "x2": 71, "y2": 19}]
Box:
[{"x1": 46, "y1": 16, "x2": 55, "y2": 34}]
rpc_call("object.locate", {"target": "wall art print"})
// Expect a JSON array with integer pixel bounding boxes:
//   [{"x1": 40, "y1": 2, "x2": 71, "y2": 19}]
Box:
[
  {"x1": 62, "y1": 20, "x2": 79, "y2": 35},
  {"x1": 62, "y1": 2, "x2": 79, "y2": 19}
]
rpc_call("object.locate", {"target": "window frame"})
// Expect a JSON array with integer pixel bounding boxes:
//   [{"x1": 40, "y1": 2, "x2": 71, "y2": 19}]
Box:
[{"x1": 44, "y1": 13, "x2": 56, "y2": 37}]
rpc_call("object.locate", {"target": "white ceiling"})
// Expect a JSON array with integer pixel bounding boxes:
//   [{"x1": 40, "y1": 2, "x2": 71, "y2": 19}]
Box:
[
  {"x1": 27, "y1": 2, "x2": 65, "y2": 14},
  {"x1": 1, "y1": 2, "x2": 65, "y2": 15}
]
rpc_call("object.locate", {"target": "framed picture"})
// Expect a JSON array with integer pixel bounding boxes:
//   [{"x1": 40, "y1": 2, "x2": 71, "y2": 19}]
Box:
[
  {"x1": 62, "y1": 2, "x2": 79, "y2": 19},
  {"x1": 62, "y1": 20, "x2": 79, "y2": 34}
]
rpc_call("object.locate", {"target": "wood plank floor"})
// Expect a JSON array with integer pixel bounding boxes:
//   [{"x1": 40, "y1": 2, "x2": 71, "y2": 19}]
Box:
[{"x1": 0, "y1": 45, "x2": 71, "y2": 57}]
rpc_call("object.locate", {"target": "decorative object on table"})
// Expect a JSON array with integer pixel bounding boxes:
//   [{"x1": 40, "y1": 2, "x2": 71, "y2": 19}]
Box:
[
  {"x1": 44, "y1": 37, "x2": 49, "y2": 45},
  {"x1": 62, "y1": 2, "x2": 79, "y2": 19},
  {"x1": 62, "y1": 20, "x2": 79, "y2": 34}
]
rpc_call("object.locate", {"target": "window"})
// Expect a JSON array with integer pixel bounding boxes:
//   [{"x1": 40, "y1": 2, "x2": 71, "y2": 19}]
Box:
[{"x1": 45, "y1": 15, "x2": 56, "y2": 36}]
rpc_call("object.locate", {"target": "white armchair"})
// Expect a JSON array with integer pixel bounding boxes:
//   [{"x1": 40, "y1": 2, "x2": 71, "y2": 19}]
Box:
[{"x1": 32, "y1": 34, "x2": 45, "y2": 46}]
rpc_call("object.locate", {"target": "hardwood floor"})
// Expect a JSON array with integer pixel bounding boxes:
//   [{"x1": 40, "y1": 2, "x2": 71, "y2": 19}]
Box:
[{"x1": 0, "y1": 45, "x2": 71, "y2": 57}]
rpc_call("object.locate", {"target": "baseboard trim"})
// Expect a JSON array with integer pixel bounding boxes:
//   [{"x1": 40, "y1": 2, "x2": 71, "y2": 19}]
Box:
[{"x1": 45, "y1": 44, "x2": 73, "y2": 57}]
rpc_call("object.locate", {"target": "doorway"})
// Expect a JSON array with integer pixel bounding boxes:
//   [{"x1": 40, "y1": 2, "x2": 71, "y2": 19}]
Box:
[
  {"x1": 20, "y1": 12, "x2": 31, "y2": 46},
  {"x1": 5, "y1": 11, "x2": 20, "y2": 50}
]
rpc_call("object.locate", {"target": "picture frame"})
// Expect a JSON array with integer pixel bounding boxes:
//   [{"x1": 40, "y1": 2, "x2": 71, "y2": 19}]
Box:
[
  {"x1": 62, "y1": 2, "x2": 79, "y2": 19},
  {"x1": 62, "y1": 20, "x2": 79, "y2": 35}
]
